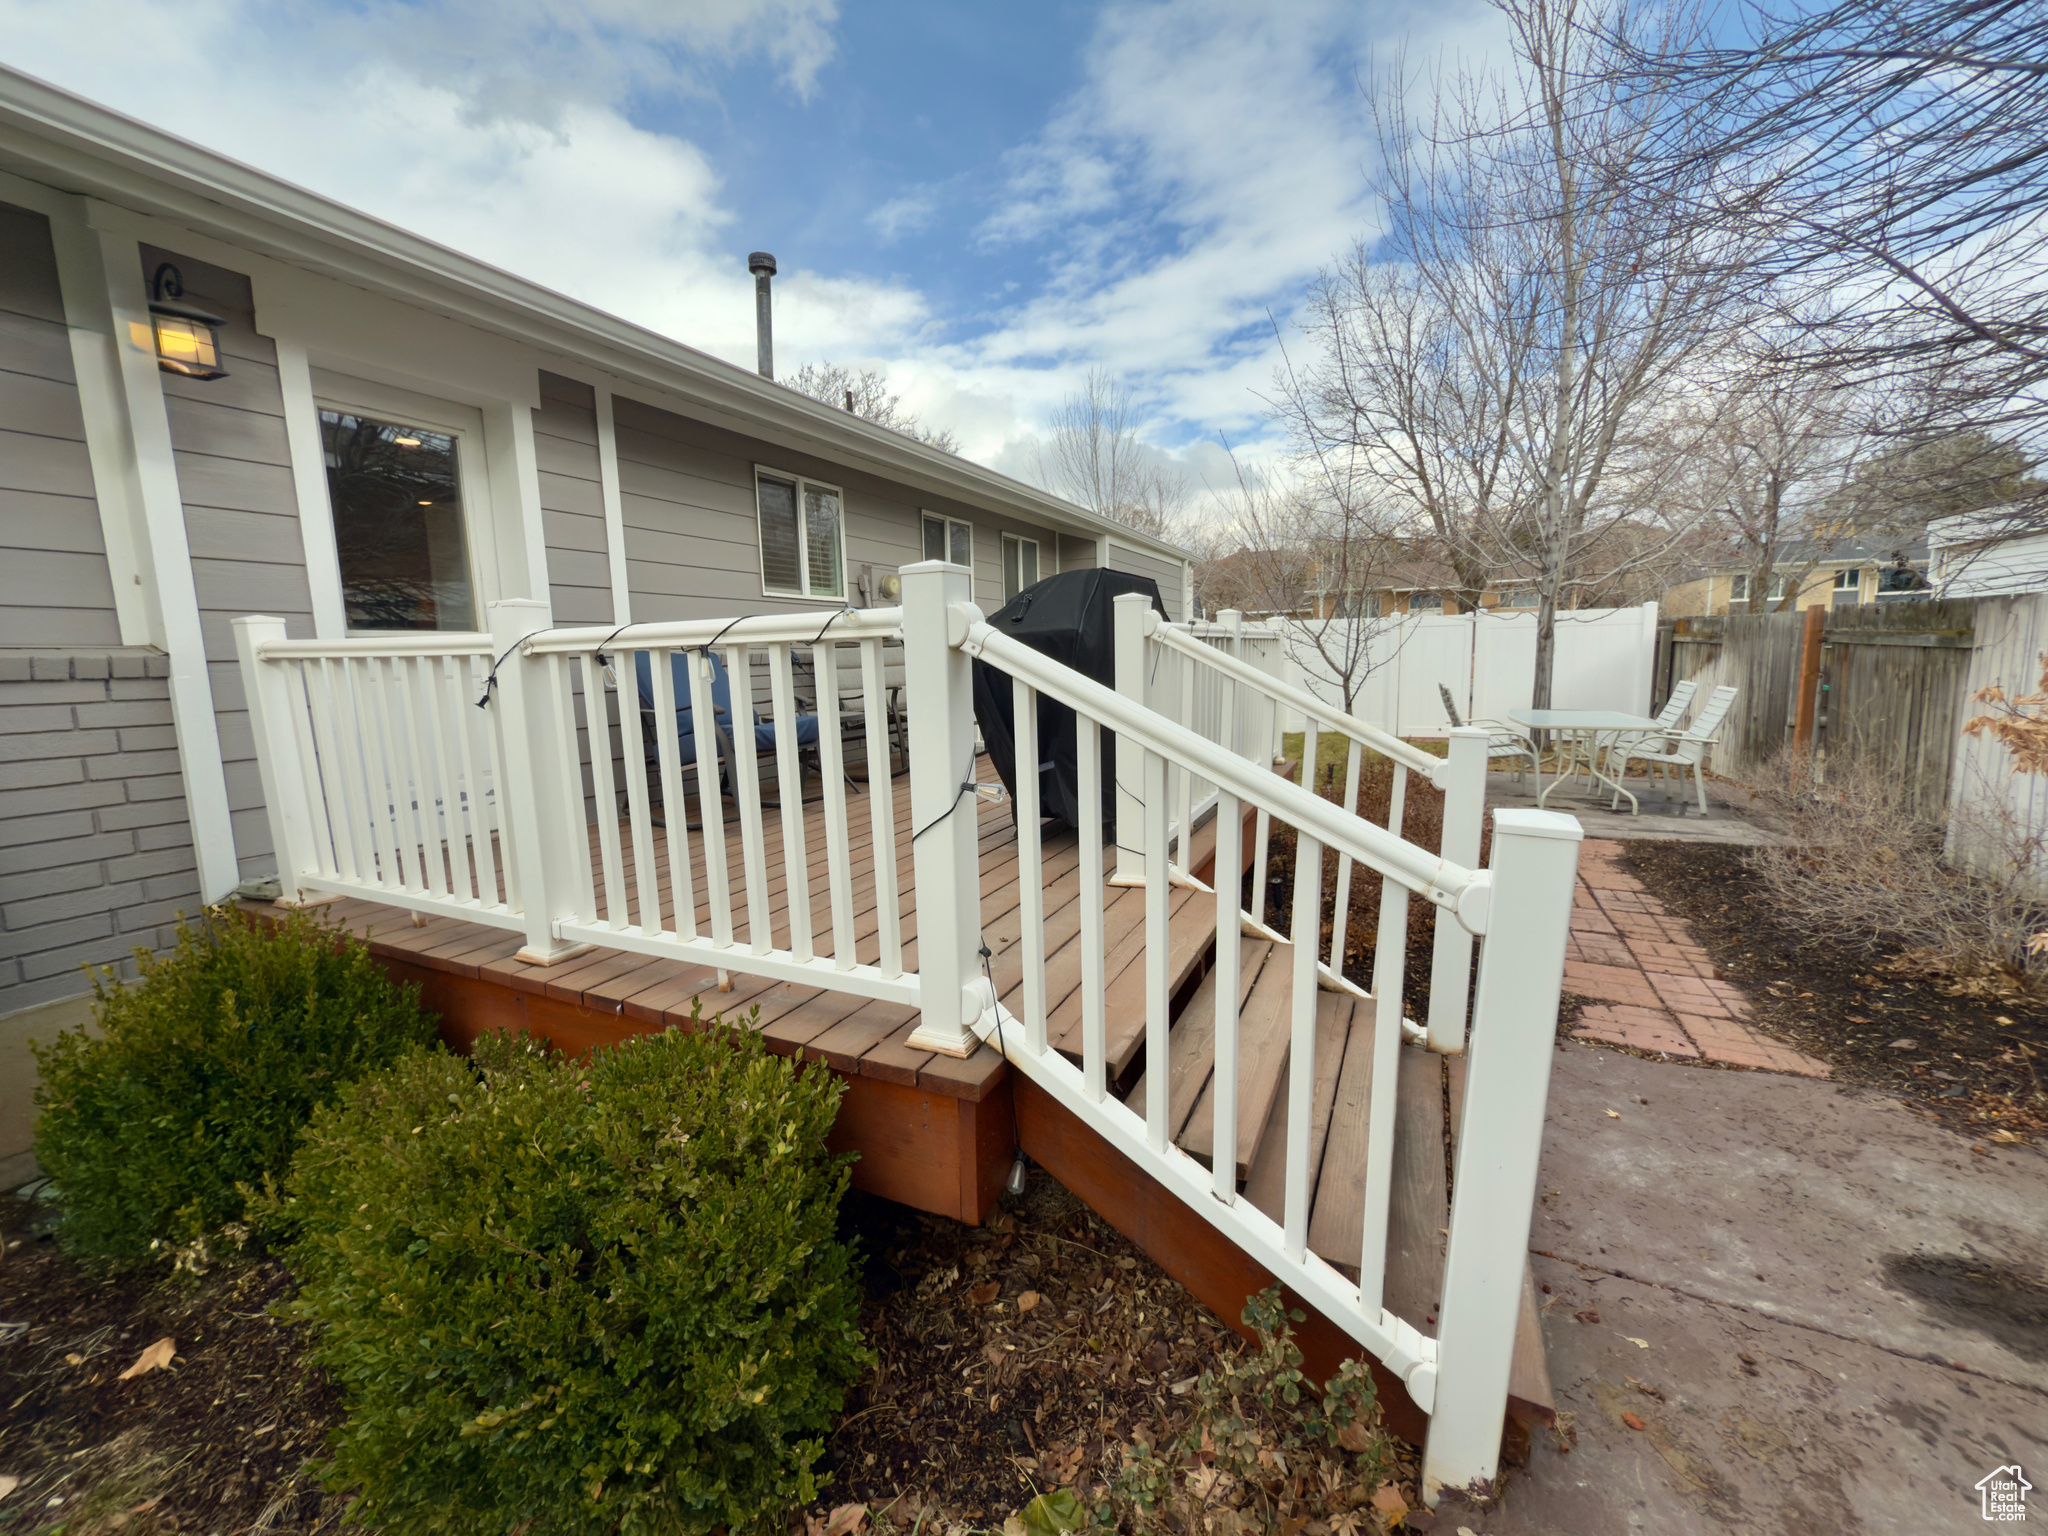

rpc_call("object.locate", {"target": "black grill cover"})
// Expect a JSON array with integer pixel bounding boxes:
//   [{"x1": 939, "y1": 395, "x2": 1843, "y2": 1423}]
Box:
[{"x1": 972, "y1": 568, "x2": 1167, "y2": 833}]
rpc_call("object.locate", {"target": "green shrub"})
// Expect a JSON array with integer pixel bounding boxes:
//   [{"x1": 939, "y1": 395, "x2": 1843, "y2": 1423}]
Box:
[
  {"x1": 31, "y1": 904, "x2": 439, "y2": 1263},
  {"x1": 274, "y1": 1019, "x2": 870, "y2": 1536}
]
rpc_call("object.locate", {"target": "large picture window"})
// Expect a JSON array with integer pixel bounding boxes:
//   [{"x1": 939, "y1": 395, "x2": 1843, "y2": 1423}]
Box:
[
  {"x1": 320, "y1": 408, "x2": 476, "y2": 631},
  {"x1": 757, "y1": 470, "x2": 844, "y2": 599}
]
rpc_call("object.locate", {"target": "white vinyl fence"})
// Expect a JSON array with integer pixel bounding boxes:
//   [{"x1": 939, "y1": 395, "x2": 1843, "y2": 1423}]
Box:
[{"x1": 1278, "y1": 604, "x2": 1662, "y2": 737}]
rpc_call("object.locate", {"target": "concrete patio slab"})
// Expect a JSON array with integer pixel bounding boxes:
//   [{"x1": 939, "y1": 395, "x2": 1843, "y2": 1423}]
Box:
[{"x1": 1465, "y1": 1043, "x2": 2048, "y2": 1534}]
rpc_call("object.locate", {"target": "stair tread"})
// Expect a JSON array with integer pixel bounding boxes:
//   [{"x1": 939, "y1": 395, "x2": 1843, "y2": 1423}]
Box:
[
  {"x1": 1125, "y1": 936, "x2": 1273, "y2": 1137},
  {"x1": 1094, "y1": 889, "x2": 1221, "y2": 1081},
  {"x1": 1381, "y1": 1046, "x2": 1450, "y2": 1334},
  {"x1": 1303, "y1": 1003, "x2": 1386, "y2": 1269},
  {"x1": 1180, "y1": 939, "x2": 1308, "y2": 1179},
  {"x1": 1242, "y1": 993, "x2": 1358, "y2": 1224}
]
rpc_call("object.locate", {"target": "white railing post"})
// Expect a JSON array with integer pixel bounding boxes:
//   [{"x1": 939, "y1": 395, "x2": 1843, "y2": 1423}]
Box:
[
  {"x1": 1423, "y1": 807, "x2": 1581, "y2": 1505},
  {"x1": 1218, "y1": 609, "x2": 1245, "y2": 761},
  {"x1": 486, "y1": 599, "x2": 594, "y2": 966},
  {"x1": 902, "y1": 560, "x2": 986, "y2": 1058},
  {"x1": 1111, "y1": 591, "x2": 1150, "y2": 885},
  {"x1": 232, "y1": 615, "x2": 315, "y2": 905},
  {"x1": 1426, "y1": 726, "x2": 1491, "y2": 1053}
]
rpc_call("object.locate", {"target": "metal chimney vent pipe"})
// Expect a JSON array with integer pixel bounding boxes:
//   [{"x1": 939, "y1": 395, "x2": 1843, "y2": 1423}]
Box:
[{"x1": 747, "y1": 251, "x2": 777, "y2": 380}]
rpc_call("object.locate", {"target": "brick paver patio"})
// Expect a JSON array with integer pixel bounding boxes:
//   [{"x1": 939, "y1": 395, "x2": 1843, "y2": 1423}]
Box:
[{"x1": 1564, "y1": 840, "x2": 1829, "y2": 1076}]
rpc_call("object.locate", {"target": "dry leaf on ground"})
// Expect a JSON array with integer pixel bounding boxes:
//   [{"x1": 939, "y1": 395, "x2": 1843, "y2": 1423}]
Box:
[{"x1": 117, "y1": 1338, "x2": 176, "y2": 1380}]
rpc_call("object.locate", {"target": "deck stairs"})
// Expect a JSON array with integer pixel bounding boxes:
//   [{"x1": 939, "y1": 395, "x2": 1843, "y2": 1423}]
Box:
[{"x1": 974, "y1": 802, "x2": 1554, "y2": 1429}]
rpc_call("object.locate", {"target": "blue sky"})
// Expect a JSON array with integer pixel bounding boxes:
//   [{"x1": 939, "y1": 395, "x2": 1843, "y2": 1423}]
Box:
[{"x1": 0, "y1": 0, "x2": 1507, "y2": 490}]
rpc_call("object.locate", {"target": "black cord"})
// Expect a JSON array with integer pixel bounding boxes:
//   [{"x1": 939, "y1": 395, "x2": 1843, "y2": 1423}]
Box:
[
  {"x1": 591, "y1": 619, "x2": 641, "y2": 671},
  {"x1": 476, "y1": 628, "x2": 560, "y2": 708},
  {"x1": 912, "y1": 767, "x2": 980, "y2": 843}
]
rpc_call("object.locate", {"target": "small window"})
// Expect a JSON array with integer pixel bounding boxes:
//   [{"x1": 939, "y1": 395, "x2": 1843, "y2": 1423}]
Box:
[
  {"x1": 1728, "y1": 573, "x2": 1748, "y2": 602},
  {"x1": 757, "y1": 470, "x2": 845, "y2": 599},
  {"x1": 321, "y1": 409, "x2": 476, "y2": 631},
  {"x1": 1833, "y1": 567, "x2": 1861, "y2": 590},
  {"x1": 1002, "y1": 534, "x2": 1041, "y2": 600},
  {"x1": 1408, "y1": 592, "x2": 1443, "y2": 613},
  {"x1": 1496, "y1": 587, "x2": 1537, "y2": 609},
  {"x1": 923, "y1": 513, "x2": 972, "y2": 568}
]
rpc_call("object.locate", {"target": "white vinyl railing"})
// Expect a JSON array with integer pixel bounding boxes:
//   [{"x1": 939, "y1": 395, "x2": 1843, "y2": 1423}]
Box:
[
  {"x1": 232, "y1": 621, "x2": 523, "y2": 930},
  {"x1": 1122, "y1": 600, "x2": 1492, "y2": 1053},
  {"x1": 900, "y1": 564, "x2": 1580, "y2": 1503},
  {"x1": 235, "y1": 562, "x2": 1578, "y2": 1505}
]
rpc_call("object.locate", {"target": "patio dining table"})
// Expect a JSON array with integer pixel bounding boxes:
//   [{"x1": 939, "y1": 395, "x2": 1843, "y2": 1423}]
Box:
[{"x1": 1510, "y1": 708, "x2": 1666, "y2": 815}]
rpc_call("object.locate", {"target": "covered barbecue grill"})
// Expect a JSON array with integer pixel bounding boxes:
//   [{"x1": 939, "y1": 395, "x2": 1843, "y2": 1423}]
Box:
[{"x1": 971, "y1": 568, "x2": 1167, "y2": 833}]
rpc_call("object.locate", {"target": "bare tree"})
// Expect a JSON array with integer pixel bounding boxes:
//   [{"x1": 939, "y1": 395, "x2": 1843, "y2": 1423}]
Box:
[
  {"x1": 784, "y1": 361, "x2": 959, "y2": 453},
  {"x1": 1289, "y1": 0, "x2": 1746, "y2": 708},
  {"x1": 1219, "y1": 448, "x2": 1398, "y2": 717},
  {"x1": 1615, "y1": 0, "x2": 2048, "y2": 552},
  {"x1": 1619, "y1": 0, "x2": 2047, "y2": 435},
  {"x1": 1277, "y1": 248, "x2": 1524, "y2": 613},
  {"x1": 1651, "y1": 340, "x2": 1869, "y2": 612},
  {"x1": 1034, "y1": 370, "x2": 1191, "y2": 539}
]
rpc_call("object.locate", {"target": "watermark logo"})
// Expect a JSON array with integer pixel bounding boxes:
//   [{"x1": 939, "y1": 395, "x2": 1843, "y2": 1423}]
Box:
[{"x1": 1977, "y1": 1464, "x2": 2031, "y2": 1522}]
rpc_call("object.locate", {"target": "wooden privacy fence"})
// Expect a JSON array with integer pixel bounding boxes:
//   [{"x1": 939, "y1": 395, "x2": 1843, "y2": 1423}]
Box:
[{"x1": 1655, "y1": 594, "x2": 2048, "y2": 835}]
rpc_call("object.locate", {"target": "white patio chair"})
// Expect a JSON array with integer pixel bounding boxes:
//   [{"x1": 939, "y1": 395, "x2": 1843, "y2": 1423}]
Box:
[
  {"x1": 1610, "y1": 684, "x2": 1738, "y2": 815},
  {"x1": 1438, "y1": 683, "x2": 1540, "y2": 783},
  {"x1": 1600, "y1": 679, "x2": 1697, "y2": 773}
]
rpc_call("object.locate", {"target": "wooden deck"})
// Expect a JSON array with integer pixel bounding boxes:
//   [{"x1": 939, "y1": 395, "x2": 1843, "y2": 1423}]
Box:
[{"x1": 270, "y1": 759, "x2": 1550, "y2": 1445}]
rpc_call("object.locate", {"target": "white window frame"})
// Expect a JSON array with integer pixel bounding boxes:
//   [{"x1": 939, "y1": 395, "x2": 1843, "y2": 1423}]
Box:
[
  {"x1": 1495, "y1": 587, "x2": 1537, "y2": 609},
  {"x1": 310, "y1": 372, "x2": 496, "y2": 636},
  {"x1": 1002, "y1": 533, "x2": 1042, "y2": 600},
  {"x1": 755, "y1": 466, "x2": 846, "y2": 602},
  {"x1": 923, "y1": 512, "x2": 973, "y2": 570},
  {"x1": 1832, "y1": 567, "x2": 1862, "y2": 591}
]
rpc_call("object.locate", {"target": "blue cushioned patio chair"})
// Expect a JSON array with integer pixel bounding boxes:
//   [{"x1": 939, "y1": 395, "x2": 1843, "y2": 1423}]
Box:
[{"x1": 633, "y1": 649, "x2": 822, "y2": 822}]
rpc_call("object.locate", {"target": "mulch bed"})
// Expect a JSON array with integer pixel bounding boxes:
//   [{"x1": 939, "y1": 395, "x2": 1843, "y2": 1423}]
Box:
[
  {"x1": 0, "y1": 1197, "x2": 347, "y2": 1535},
  {"x1": 801, "y1": 1169, "x2": 1423, "y2": 1531},
  {"x1": 3, "y1": 1173, "x2": 1424, "y2": 1536},
  {"x1": 1618, "y1": 839, "x2": 2048, "y2": 1143}
]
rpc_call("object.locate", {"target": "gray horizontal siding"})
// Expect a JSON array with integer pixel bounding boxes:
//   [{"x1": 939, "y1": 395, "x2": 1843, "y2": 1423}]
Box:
[
  {"x1": 1106, "y1": 540, "x2": 1187, "y2": 622},
  {"x1": 0, "y1": 652, "x2": 201, "y2": 1011},
  {"x1": 612, "y1": 394, "x2": 1064, "y2": 623},
  {"x1": 0, "y1": 201, "x2": 119, "y2": 649},
  {"x1": 142, "y1": 244, "x2": 314, "y2": 883}
]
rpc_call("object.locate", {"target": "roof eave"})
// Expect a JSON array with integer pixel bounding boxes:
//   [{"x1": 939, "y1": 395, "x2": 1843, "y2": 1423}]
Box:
[{"x1": 0, "y1": 64, "x2": 1190, "y2": 563}]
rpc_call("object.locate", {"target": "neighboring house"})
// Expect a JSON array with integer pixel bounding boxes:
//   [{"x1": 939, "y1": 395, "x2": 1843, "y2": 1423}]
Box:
[
  {"x1": 0, "y1": 66, "x2": 1191, "y2": 1014},
  {"x1": 1927, "y1": 511, "x2": 2048, "y2": 598},
  {"x1": 1659, "y1": 537, "x2": 1930, "y2": 617},
  {"x1": 1315, "y1": 559, "x2": 1542, "y2": 619}
]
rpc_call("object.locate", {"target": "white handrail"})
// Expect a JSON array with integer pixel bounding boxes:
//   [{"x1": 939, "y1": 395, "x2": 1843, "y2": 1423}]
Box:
[
  {"x1": 959, "y1": 611, "x2": 1488, "y2": 927},
  {"x1": 255, "y1": 632, "x2": 492, "y2": 659},
  {"x1": 1151, "y1": 616, "x2": 1446, "y2": 782},
  {"x1": 521, "y1": 608, "x2": 904, "y2": 654}
]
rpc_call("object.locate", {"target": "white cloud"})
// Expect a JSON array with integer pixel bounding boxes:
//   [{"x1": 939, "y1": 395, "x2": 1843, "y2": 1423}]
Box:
[
  {"x1": 867, "y1": 189, "x2": 941, "y2": 244},
  {"x1": 0, "y1": 0, "x2": 918, "y2": 365},
  {"x1": 0, "y1": 0, "x2": 1512, "y2": 527}
]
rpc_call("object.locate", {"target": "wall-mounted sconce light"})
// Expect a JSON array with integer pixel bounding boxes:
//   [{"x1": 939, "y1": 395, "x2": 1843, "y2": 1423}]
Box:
[{"x1": 147, "y1": 263, "x2": 229, "y2": 381}]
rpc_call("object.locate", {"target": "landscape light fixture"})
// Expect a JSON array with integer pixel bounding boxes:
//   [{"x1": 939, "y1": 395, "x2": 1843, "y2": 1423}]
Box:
[{"x1": 146, "y1": 263, "x2": 229, "y2": 381}]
